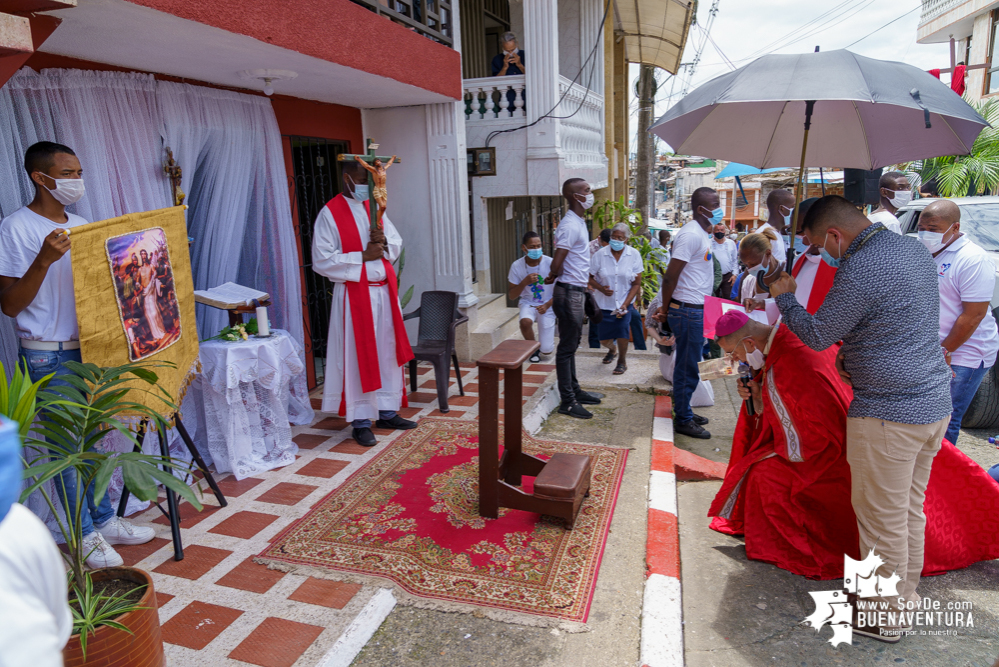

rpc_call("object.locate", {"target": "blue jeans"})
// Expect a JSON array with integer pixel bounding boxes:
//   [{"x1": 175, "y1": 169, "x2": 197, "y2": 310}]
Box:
[
  {"x1": 946, "y1": 362, "x2": 990, "y2": 444},
  {"x1": 20, "y1": 346, "x2": 114, "y2": 537},
  {"x1": 628, "y1": 305, "x2": 647, "y2": 351},
  {"x1": 666, "y1": 305, "x2": 704, "y2": 424},
  {"x1": 353, "y1": 411, "x2": 397, "y2": 429}
]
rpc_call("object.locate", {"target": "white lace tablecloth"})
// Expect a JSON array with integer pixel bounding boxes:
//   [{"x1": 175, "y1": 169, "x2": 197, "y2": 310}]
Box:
[{"x1": 188, "y1": 329, "x2": 314, "y2": 480}]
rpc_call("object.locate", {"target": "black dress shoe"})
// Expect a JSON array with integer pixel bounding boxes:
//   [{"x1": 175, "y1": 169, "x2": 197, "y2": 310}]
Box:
[
  {"x1": 353, "y1": 427, "x2": 378, "y2": 447},
  {"x1": 674, "y1": 420, "x2": 711, "y2": 439},
  {"x1": 558, "y1": 402, "x2": 593, "y2": 419},
  {"x1": 576, "y1": 391, "x2": 602, "y2": 405},
  {"x1": 692, "y1": 414, "x2": 709, "y2": 426},
  {"x1": 375, "y1": 414, "x2": 418, "y2": 430}
]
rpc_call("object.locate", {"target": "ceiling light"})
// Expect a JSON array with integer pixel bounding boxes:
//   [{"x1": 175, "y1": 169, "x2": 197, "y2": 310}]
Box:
[{"x1": 237, "y1": 69, "x2": 298, "y2": 96}]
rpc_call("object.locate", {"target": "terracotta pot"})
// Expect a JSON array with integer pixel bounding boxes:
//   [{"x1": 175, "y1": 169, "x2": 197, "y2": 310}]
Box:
[{"x1": 63, "y1": 567, "x2": 165, "y2": 667}]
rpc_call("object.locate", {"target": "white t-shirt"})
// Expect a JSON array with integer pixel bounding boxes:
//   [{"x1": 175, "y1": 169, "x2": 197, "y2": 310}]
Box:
[
  {"x1": 868, "y1": 208, "x2": 902, "y2": 234},
  {"x1": 756, "y1": 222, "x2": 786, "y2": 264},
  {"x1": 553, "y1": 210, "x2": 590, "y2": 287},
  {"x1": 934, "y1": 235, "x2": 999, "y2": 368},
  {"x1": 0, "y1": 207, "x2": 88, "y2": 341},
  {"x1": 794, "y1": 253, "x2": 823, "y2": 309},
  {"x1": 670, "y1": 220, "x2": 714, "y2": 305},
  {"x1": 508, "y1": 255, "x2": 554, "y2": 306},
  {"x1": 590, "y1": 245, "x2": 643, "y2": 311},
  {"x1": 0, "y1": 504, "x2": 73, "y2": 667},
  {"x1": 712, "y1": 237, "x2": 738, "y2": 274}
]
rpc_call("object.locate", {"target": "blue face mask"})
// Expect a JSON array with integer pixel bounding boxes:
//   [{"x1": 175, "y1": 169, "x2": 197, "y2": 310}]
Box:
[
  {"x1": 348, "y1": 177, "x2": 369, "y2": 202},
  {"x1": 526, "y1": 248, "x2": 543, "y2": 260},
  {"x1": 700, "y1": 206, "x2": 725, "y2": 225},
  {"x1": 793, "y1": 236, "x2": 809, "y2": 255},
  {"x1": 819, "y1": 231, "x2": 842, "y2": 268},
  {"x1": 609, "y1": 239, "x2": 626, "y2": 251}
]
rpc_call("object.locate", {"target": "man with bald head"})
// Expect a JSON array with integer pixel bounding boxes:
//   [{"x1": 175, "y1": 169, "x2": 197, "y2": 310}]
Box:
[
  {"x1": 868, "y1": 171, "x2": 910, "y2": 234},
  {"x1": 655, "y1": 186, "x2": 719, "y2": 438},
  {"x1": 917, "y1": 199, "x2": 999, "y2": 443},
  {"x1": 760, "y1": 189, "x2": 793, "y2": 266},
  {"x1": 546, "y1": 177, "x2": 603, "y2": 418},
  {"x1": 768, "y1": 195, "x2": 951, "y2": 628}
]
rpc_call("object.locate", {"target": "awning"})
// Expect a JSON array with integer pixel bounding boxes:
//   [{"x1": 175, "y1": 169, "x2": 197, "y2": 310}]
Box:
[{"x1": 615, "y1": 0, "x2": 694, "y2": 74}]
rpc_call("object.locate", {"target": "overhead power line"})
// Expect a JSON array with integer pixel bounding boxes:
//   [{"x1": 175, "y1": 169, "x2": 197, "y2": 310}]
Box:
[{"x1": 844, "y1": 5, "x2": 921, "y2": 49}]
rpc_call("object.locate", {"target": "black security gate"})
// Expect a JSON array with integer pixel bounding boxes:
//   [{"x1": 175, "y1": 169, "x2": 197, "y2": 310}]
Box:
[{"x1": 286, "y1": 136, "x2": 349, "y2": 389}]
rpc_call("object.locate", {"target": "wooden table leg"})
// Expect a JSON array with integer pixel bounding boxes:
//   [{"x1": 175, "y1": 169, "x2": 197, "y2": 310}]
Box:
[
  {"x1": 478, "y1": 366, "x2": 500, "y2": 518},
  {"x1": 503, "y1": 364, "x2": 524, "y2": 486}
]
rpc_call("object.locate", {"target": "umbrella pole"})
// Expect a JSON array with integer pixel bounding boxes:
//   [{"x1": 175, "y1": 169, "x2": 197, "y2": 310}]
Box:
[{"x1": 786, "y1": 100, "x2": 815, "y2": 270}]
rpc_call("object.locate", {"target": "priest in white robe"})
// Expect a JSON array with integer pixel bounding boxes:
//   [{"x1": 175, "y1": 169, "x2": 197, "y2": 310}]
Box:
[{"x1": 312, "y1": 161, "x2": 416, "y2": 446}]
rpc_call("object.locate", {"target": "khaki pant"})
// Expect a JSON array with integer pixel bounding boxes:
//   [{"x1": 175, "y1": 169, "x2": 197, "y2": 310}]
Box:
[{"x1": 846, "y1": 416, "x2": 947, "y2": 606}]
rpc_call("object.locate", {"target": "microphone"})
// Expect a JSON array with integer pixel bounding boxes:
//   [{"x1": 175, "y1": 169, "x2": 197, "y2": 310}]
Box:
[{"x1": 739, "y1": 362, "x2": 755, "y2": 416}]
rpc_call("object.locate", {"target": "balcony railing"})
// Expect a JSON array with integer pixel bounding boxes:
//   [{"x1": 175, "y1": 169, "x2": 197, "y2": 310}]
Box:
[
  {"x1": 919, "y1": 0, "x2": 961, "y2": 25},
  {"x1": 557, "y1": 76, "x2": 604, "y2": 166},
  {"x1": 463, "y1": 75, "x2": 526, "y2": 121},
  {"x1": 349, "y1": 0, "x2": 453, "y2": 47}
]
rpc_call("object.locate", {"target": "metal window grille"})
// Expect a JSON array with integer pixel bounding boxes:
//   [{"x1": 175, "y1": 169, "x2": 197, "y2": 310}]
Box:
[{"x1": 348, "y1": 0, "x2": 453, "y2": 47}]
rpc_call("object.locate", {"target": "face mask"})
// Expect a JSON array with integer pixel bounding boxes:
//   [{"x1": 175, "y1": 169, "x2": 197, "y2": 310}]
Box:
[
  {"x1": 888, "y1": 189, "x2": 912, "y2": 209},
  {"x1": 576, "y1": 193, "x2": 595, "y2": 210},
  {"x1": 748, "y1": 256, "x2": 775, "y2": 286},
  {"x1": 698, "y1": 206, "x2": 724, "y2": 225},
  {"x1": 39, "y1": 174, "x2": 85, "y2": 205},
  {"x1": 739, "y1": 338, "x2": 766, "y2": 370},
  {"x1": 714, "y1": 232, "x2": 726, "y2": 240},
  {"x1": 793, "y1": 236, "x2": 809, "y2": 255},
  {"x1": 729, "y1": 232, "x2": 738, "y2": 239},
  {"x1": 781, "y1": 234, "x2": 791, "y2": 248},
  {"x1": 917, "y1": 224, "x2": 955, "y2": 253},
  {"x1": 347, "y1": 176, "x2": 368, "y2": 202},
  {"x1": 820, "y1": 231, "x2": 842, "y2": 268},
  {"x1": 526, "y1": 248, "x2": 543, "y2": 260},
  {"x1": 609, "y1": 239, "x2": 625, "y2": 251},
  {"x1": 780, "y1": 205, "x2": 792, "y2": 228}
]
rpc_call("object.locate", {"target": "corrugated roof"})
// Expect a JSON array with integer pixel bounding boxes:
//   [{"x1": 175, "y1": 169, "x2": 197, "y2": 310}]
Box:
[{"x1": 615, "y1": 0, "x2": 694, "y2": 74}]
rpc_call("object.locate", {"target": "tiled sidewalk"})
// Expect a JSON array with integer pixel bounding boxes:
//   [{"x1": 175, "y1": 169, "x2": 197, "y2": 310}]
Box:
[{"x1": 119, "y1": 361, "x2": 555, "y2": 667}]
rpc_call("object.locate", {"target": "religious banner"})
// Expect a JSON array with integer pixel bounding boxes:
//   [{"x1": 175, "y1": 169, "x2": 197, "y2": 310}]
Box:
[{"x1": 70, "y1": 206, "x2": 198, "y2": 418}]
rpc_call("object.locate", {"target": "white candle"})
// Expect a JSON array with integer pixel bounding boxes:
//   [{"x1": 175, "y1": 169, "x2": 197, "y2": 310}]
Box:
[{"x1": 256, "y1": 306, "x2": 270, "y2": 337}]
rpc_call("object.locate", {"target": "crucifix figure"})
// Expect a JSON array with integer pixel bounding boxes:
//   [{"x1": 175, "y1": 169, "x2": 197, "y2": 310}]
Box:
[
  {"x1": 337, "y1": 138, "x2": 401, "y2": 231},
  {"x1": 163, "y1": 146, "x2": 185, "y2": 207},
  {"x1": 933, "y1": 36, "x2": 991, "y2": 96}
]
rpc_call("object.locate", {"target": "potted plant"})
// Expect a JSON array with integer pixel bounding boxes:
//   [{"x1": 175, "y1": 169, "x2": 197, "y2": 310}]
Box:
[{"x1": 4, "y1": 358, "x2": 202, "y2": 666}]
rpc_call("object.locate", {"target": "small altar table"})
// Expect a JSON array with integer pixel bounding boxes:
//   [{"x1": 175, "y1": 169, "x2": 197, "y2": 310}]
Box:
[{"x1": 190, "y1": 329, "x2": 314, "y2": 480}]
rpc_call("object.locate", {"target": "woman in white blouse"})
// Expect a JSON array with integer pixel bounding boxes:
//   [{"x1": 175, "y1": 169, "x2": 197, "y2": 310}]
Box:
[{"x1": 588, "y1": 223, "x2": 644, "y2": 375}]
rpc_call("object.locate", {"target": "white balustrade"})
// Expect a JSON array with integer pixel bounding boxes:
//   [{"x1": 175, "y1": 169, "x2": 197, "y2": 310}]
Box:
[
  {"x1": 557, "y1": 75, "x2": 604, "y2": 167},
  {"x1": 919, "y1": 0, "x2": 961, "y2": 25},
  {"x1": 463, "y1": 75, "x2": 526, "y2": 121}
]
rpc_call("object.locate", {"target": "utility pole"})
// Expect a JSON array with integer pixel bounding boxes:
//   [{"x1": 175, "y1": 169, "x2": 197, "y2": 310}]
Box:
[{"x1": 634, "y1": 64, "x2": 656, "y2": 233}]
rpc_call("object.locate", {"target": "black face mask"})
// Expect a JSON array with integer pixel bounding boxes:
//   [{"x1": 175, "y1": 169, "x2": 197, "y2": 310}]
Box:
[{"x1": 714, "y1": 232, "x2": 726, "y2": 239}]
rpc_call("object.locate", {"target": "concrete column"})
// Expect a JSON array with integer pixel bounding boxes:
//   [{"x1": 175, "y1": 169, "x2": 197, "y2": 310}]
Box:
[
  {"x1": 523, "y1": 0, "x2": 560, "y2": 136},
  {"x1": 426, "y1": 102, "x2": 477, "y2": 308}
]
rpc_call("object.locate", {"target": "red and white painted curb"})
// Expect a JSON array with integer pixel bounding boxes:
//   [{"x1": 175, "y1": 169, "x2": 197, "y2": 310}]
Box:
[{"x1": 641, "y1": 395, "x2": 683, "y2": 667}]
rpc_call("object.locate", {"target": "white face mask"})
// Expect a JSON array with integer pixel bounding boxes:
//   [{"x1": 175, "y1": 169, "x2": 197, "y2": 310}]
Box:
[
  {"x1": 739, "y1": 338, "x2": 765, "y2": 370},
  {"x1": 887, "y1": 189, "x2": 912, "y2": 209},
  {"x1": 39, "y1": 174, "x2": 85, "y2": 205},
  {"x1": 576, "y1": 192, "x2": 595, "y2": 210},
  {"x1": 917, "y1": 224, "x2": 956, "y2": 253}
]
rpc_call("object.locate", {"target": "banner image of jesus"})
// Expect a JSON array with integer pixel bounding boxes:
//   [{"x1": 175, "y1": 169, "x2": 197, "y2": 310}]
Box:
[{"x1": 106, "y1": 228, "x2": 181, "y2": 361}]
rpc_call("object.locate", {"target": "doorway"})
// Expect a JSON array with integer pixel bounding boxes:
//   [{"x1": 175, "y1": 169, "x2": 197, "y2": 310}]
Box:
[{"x1": 285, "y1": 136, "x2": 349, "y2": 389}]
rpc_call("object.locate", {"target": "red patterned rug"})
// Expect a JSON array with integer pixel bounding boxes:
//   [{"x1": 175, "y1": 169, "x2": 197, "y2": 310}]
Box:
[{"x1": 257, "y1": 418, "x2": 628, "y2": 625}]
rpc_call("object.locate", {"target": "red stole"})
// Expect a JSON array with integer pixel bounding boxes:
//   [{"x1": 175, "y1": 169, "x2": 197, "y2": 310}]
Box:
[
  {"x1": 326, "y1": 194, "x2": 413, "y2": 394},
  {"x1": 791, "y1": 254, "x2": 836, "y2": 315}
]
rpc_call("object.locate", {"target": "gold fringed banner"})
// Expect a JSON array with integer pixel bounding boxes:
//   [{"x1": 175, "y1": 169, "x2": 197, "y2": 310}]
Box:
[{"x1": 70, "y1": 206, "x2": 198, "y2": 418}]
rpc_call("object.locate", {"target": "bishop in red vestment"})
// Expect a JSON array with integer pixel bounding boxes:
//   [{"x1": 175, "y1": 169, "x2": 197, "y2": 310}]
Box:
[{"x1": 710, "y1": 310, "x2": 999, "y2": 579}]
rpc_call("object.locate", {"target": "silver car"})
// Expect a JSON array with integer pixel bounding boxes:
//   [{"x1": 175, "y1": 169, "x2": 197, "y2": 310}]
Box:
[{"x1": 895, "y1": 196, "x2": 999, "y2": 429}]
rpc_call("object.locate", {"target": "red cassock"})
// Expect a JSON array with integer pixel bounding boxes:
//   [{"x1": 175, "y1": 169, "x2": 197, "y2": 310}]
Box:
[{"x1": 708, "y1": 326, "x2": 999, "y2": 580}]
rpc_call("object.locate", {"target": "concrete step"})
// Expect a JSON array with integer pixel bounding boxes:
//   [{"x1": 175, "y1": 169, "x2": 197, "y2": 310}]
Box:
[{"x1": 468, "y1": 296, "x2": 521, "y2": 360}]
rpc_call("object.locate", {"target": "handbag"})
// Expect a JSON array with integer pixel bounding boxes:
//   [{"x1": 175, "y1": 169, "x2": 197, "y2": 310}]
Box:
[{"x1": 585, "y1": 292, "x2": 603, "y2": 324}]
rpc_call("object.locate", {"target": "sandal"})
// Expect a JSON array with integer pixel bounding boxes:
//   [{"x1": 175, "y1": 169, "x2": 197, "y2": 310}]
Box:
[
  {"x1": 613, "y1": 362, "x2": 627, "y2": 375},
  {"x1": 602, "y1": 350, "x2": 617, "y2": 364}
]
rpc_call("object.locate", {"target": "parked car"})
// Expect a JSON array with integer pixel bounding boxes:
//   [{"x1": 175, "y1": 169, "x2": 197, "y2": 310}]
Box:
[{"x1": 895, "y1": 196, "x2": 999, "y2": 430}]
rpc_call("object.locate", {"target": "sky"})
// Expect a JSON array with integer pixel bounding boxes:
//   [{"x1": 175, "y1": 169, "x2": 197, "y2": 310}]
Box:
[{"x1": 629, "y1": 0, "x2": 952, "y2": 156}]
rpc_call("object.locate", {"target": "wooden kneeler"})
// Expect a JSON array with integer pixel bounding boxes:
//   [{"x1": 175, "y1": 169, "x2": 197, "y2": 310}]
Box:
[{"x1": 477, "y1": 340, "x2": 591, "y2": 529}]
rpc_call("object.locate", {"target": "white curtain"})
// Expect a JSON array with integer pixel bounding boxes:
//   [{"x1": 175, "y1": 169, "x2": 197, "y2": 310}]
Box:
[{"x1": 0, "y1": 68, "x2": 304, "y2": 375}]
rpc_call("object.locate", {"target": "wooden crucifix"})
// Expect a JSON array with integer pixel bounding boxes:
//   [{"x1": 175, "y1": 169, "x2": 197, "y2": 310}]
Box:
[
  {"x1": 163, "y1": 146, "x2": 185, "y2": 207},
  {"x1": 337, "y1": 138, "x2": 400, "y2": 231},
  {"x1": 936, "y1": 36, "x2": 991, "y2": 90}
]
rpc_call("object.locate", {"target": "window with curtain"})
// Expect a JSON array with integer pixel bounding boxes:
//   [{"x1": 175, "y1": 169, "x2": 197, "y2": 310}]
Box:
[{"x1": 986, "y1": 11, "x2": 999, "y2": 95}]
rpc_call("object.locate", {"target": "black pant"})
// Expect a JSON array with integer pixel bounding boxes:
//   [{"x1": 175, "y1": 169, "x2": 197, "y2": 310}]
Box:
[{"x1": 552, "y1": 283, "x2": 585, "y2": 405}]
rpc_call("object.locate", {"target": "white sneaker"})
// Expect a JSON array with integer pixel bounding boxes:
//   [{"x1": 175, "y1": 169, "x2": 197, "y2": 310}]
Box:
[
  {"x1": 81, "y1": 531, "x2": 124, "y2": 569},
  {"x1": 96, "y1": 516, "x2": 156, "y2": 546}
]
